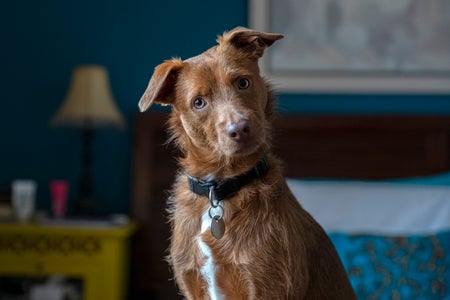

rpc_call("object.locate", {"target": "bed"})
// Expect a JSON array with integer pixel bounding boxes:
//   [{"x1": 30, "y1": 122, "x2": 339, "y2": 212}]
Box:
[{"x1": 131, "y1": 112, "x2": 450, "y2": 299}]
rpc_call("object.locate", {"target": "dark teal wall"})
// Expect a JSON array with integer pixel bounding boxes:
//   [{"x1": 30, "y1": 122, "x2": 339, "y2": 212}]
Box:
[
  {"x1": 277, "y1": 94, "x2": 450, "y2": 114},
  {"x1": 1, "y1": 1, "x2": 449, "y2": 214}
]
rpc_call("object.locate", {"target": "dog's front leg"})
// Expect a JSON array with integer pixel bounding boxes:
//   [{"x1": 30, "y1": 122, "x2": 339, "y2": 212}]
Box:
[{"x1": 177, "y1": 269, "x2": 209, "y2": 300}]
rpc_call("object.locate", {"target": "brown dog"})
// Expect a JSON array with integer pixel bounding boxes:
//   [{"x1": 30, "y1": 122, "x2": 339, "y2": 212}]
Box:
[{"x1": 139, "y1": 27, "x2": 356, "y2": 300}]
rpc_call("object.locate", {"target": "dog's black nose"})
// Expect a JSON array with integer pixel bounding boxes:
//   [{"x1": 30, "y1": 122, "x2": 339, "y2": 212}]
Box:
[{"x1": 227, "y1": 119, "x2": 250, "y2": 142}]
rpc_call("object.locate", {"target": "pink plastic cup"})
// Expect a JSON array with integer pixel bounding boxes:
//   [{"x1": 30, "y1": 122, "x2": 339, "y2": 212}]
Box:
[{"x1": 50, "y1": 180, "x2": 69, "y2": 218}]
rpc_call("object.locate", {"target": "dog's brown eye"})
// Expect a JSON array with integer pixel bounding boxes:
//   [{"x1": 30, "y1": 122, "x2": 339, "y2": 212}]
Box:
[
  {"x1": 237, "y1": 78, "x2": 250, "y2": 90},
  {"x1": 193, "y1": 97, "x2": 207, "y2": 109}
]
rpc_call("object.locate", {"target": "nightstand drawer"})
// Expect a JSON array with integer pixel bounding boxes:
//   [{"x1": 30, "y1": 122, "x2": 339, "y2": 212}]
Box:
[{"x1": 0, "y1": 223, "x2": 135, "y2": 300}]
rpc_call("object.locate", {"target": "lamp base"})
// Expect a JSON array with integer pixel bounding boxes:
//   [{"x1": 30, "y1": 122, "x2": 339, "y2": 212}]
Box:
[{"x1": 74, "y1": 128, "x2": 103, "y2": 216}]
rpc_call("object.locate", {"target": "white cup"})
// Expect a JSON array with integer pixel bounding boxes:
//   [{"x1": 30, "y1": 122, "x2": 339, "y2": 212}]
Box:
[{"x1": 12, "y1": 180, "x2": 37, "y2": 222}]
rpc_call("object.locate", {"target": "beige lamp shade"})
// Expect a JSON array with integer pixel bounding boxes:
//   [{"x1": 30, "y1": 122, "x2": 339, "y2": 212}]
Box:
[{"x1": 52, "y1": 65, "x2": 125, "y2": 129}]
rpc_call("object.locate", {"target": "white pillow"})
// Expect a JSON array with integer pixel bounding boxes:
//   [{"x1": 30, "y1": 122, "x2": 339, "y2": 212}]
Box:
[{"x1": 286, "y1": 179, "x2": 450, "y2": 235}]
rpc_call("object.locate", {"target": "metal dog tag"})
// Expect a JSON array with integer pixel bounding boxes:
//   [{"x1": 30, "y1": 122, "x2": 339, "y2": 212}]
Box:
[{"x1": 211, "y1": 215, "x2": 225, "y2": 239}]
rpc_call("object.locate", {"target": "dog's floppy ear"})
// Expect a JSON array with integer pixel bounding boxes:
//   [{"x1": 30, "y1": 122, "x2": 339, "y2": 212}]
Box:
[
  {"x1": 138, "y1": 58, "x2": 184, "y2": 112},
  {"x1": 219, "y1": 27, "x2": 284, "y2": 59}
]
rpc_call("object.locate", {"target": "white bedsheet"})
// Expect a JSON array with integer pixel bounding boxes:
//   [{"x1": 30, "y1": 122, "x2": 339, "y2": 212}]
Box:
[{"x1": 286, "y1": 179, "x2": 450, "y2": 235}]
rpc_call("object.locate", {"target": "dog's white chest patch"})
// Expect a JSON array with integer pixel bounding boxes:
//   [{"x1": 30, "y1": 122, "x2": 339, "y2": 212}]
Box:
[{"x1": 197, "y1": 210, "x2": 224, "y2": 300}]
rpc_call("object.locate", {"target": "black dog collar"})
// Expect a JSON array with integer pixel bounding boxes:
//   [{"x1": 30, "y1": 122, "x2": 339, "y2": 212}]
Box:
[{"x1": 187, "y1": 156, "x2": 269, "y2": 201}]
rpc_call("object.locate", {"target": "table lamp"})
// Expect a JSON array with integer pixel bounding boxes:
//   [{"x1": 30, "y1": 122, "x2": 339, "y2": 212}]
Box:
[{"x1": 52, "y1": 65, "x2": 125, "y2": 216}]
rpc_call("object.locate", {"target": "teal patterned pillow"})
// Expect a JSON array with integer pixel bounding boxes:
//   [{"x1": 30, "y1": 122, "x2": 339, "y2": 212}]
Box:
[{"x1": 329, "y1": 231, "x2": 450, "y2": 300}]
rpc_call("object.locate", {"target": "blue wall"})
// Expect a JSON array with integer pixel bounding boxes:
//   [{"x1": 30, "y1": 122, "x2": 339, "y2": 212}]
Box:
[{"x1": 1, "y1": 0, "x2": 449, "y2": 215}]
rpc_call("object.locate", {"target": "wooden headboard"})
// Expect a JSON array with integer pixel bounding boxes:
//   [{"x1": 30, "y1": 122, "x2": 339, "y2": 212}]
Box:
[{"x1": 131, "y1": 112, "x2": 450, "y2": 299}]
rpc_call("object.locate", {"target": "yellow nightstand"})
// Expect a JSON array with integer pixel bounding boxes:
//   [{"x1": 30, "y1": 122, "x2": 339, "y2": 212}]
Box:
[{"x1": 0, "y1": 221, "x2": 136, "y2": 300}]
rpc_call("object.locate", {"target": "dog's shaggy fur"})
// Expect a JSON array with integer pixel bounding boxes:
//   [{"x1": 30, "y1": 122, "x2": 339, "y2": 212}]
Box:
[{"x1": 139, "y1": 27, "x2": 356, "y2": 299}]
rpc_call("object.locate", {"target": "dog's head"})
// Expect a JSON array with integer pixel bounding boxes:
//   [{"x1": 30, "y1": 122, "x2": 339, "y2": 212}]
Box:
[{"x1": 139, "y1": 27, "x2": 283, "y2": 161}]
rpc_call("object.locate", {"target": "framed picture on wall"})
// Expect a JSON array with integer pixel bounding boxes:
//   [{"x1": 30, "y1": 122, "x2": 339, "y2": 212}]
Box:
[{"x1": 249, "y1": 0, "x2": 450, "y2": 93}]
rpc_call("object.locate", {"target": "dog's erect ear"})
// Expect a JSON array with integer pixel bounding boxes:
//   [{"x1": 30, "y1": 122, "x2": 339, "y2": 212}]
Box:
[
  {"x1": 219, "y1": 27, "x2": 284, "y2": 59},
  {"x1": 138, "y1": 58, "x2": 184, "y2": 112}
]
